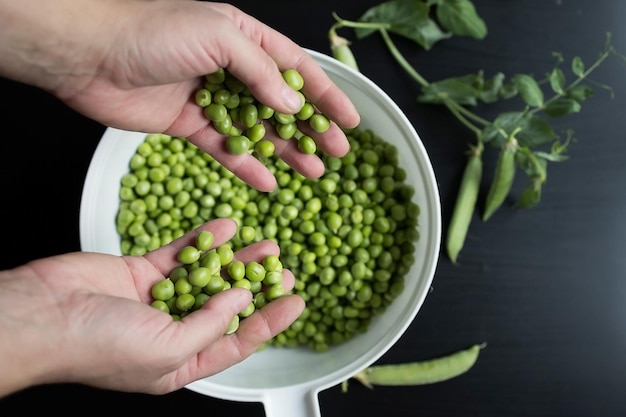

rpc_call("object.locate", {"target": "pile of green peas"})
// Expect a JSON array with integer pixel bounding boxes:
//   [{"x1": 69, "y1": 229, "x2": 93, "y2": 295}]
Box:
[
  {"x1": 116, "y1": 126, "x2": 420, "y2": 352},
  {"x1": 149, "y1": 229, "x2": 287, "y2": 332},
  {"x1": 194, "y1": 68, "x2": 330, "y2": 158}
]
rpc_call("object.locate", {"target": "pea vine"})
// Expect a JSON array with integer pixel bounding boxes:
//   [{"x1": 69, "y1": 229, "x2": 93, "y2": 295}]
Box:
[{"x1": 327, "y1": 0, "x2": 625, "y2": 263}]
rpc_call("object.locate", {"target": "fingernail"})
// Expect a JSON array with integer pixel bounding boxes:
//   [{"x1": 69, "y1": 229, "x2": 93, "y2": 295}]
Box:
[{"x1": 282, "y1": 85, "x2": 303, "y2": 113}]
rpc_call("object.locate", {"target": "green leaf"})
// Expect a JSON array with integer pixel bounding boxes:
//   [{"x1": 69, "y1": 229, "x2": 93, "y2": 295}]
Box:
[
  {"x1": 480, "y1": 72, "x2": 506, "y2": 103},
  {"x1": 516, "y1": 180, "x2": 542, "y2": 209},
  {"x1": 498, "y1": 82, "x2": 518, "y2": 100},
  {"x1": 515, "y1": 146, "x2": 547, "y2": 179},
  {"x1": 512, "y1": 74, "x2": 544, "y2": 107},
  {"x1": 543, "y1": 97, "x2": 581, "y2": 117},
  {"x1": 534, "y1": 151, "x2": 569, "y2": 162},
  {"x1": 418, "y1": 71, "x2": 508, "y2": 105},
  {"x1": 435, "y1": 0, "x2": 487, "y2": 39},
  {"x1": 356, "y1": 0, "x2": 452, "y2": 50},
  {"x1": 418, "y1": 73, "x2": 483, "y2": 105},
  {"x1": 566, "y1": 85, "x2": 594, "y2": 102},
  {"x1": 571, "y1": 56, "x2": 585, "y2": 78},
  {"x1": 517, "y1": 116, "x2": 558, "y2": 148},
  {"x1": 490, "y1": 112, "x2": 557, "y2": 148},
  {"x1": 548, "y1": 68, "x2": 566, "y2": 94},
  {"x1": 419, "y1": 79, "x2": 478, "y2": 105}
]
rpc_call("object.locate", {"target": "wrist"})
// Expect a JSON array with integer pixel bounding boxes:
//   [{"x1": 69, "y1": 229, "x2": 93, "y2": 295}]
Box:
[
  {"x1": 0, "y1": 0, "x2": 117, "y2": 95},
  {"x1": 0, "y1": 266, "x2": 69, "y2": 397}
]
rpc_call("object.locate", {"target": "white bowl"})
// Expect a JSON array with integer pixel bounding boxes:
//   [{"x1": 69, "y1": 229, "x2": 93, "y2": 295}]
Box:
[{"x1": 80, "y1": 49, "x2": 441, "y2": 417}]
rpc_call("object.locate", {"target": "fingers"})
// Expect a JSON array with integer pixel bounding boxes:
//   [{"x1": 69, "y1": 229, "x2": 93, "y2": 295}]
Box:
[
  {"x1": 185, "y1": 125, "x2": 279, "y2": 192},
  {"x1": 230, "y1": 293, "x2": 305, "y2": 353},
  {"x1": 201, "y1": 3, "x2": 303, "y2": 115},
  {"x1": 189, "y1": 293, "x2": 305, "y2": 377},
  {"x1": 206, "y1": 3, "x2": 360, "y2": 130}
]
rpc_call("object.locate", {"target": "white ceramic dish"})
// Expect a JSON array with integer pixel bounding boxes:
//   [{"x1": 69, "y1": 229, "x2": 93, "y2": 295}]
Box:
[{"x1": 80, "y1": 49, "x2": 441, "y2": 417}]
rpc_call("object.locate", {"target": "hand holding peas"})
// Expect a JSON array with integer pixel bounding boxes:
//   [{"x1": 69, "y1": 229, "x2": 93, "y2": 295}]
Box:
[
  {"x1": 0, "y1": 218, "x2": 304, "y2": 397},
  {"x1": 1, "y1": 0, "x2": 360, "y2": 192}
]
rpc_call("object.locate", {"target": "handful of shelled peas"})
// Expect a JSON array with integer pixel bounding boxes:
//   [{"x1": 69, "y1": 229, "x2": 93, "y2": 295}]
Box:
[
  {"x1": 194, "y1": 68, "x2": 330, "y2": 158},
  {"x1": 149, "y1": 229, "x2": 286, "y2": 333}
]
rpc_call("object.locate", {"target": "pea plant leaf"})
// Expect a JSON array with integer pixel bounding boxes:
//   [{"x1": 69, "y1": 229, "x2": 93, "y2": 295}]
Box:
[
  {"x1": 356, "y1": 0, "x2": 452, "y2": 50},
  {"x1": 566, "y1": 85, "x2": 594, "y2": 102},
  {"x1": 571, "y1": 56, "x2": 585, "y2": 78},
  {"x1": 433, "y1": 0, "x2": 487, "y2": 39},
  {"x1": 548, "y1": 68, "x2": 566, "y2": 94},
  {"x1": 418, "y1": 71, "x2": 508, "y2": 105},
  {"x1": 512, "y1": 74, "x2": 544, "y2": 107},
  {"x1": 483, "y1": 111, "x2": 557, "y2": 148},
  {"x1": 543, "y1": 97, "x2": 581, "y2": 117},
  {"x1": 418, "y1": 73, "x2": 482, "y2": 105}
]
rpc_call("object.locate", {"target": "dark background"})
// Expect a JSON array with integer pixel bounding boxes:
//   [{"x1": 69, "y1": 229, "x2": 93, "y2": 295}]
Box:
[{"x1": 2, "y1": 1, "x2": 626, "y2": 416}]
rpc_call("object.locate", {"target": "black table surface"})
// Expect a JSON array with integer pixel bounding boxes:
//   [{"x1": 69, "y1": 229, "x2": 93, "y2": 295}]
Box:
[{"x1": 2, "y1": 1, "x2": 626, "y2": 416}]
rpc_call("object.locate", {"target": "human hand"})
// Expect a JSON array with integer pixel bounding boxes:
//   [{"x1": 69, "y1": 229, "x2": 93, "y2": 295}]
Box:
[
  {"x1": 0, "y1": 218, "x2": 304, "y2": 397},
  {"x1": 0, "y1": 0, "x2": 360, "y2": 191}
]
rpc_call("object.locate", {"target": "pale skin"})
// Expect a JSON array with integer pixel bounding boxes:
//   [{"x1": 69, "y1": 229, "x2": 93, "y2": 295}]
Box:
[
  {"x1": 0, "y1": 0, "x2": 360, "y2": 398},
  {"x1": 0, "y1": 219, "x2": 304, "y2": 396}
]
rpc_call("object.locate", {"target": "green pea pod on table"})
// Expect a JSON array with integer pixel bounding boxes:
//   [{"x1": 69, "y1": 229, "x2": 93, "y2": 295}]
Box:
[
  {"x1": 482, "y1": 136, "x2": 518, "y2": 221},
  {"x1": 343, "y1": 343, "x2": 487, "y2": 391},
  {"x1": 446, "y1": 144, "x2": 483, "y2": 264}
]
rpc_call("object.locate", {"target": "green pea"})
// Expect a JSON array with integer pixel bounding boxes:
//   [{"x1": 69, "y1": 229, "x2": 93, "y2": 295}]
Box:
[
  {"x1": 213, "y1": 116, "x2": 233, "y2": 135},
  {"x1": 204, "y1": 275, "x2": 226, "y2": 295},
  {"x1": 282, "y1": 69, "x2": 304, "y2": 91},
  {"x1": 204, "y1": 103, "x2": 228, "y2": 122},
  {"x1": 276, "y1": 122, "x2": 297, "y2": 139},
  {"x1": 263, "y1": 270, "x2": 283, "y2": 286},
  {"x1": 245, "y1": 261, "x2": 266, "y2": 282},
  {"x1": 188, "y1": 267, "x2": 212, "y2": 288},
  {"x1": 226, "y1": 135, "x2": 251, "y2": 155},
  {"x1": 309, "y1": 114, "x2": 330, "y2": 133},
  {"x1": 199, "y1": 250, "x2": 222, "y2": 275},
  {"x1": 298, "y1": 135, "x2": 317, "y2": 155},
  {"x1": 238, "y1": 302, "x2": 256, "y2": 318},
  {"x1": 274, "y1": 112, "x2": 297, "y2": 125},
  {"x1": 227, "y1": 260, "x2": 246, "y2": 281},
  {"x1": 151, "y1": 278, "x2": 175, "y2": 301},
  {"x1": 257, "y1": 103, "x2": 275, "y2": 119},
  {"x1": 238, "y1": 225, "x2": 256, "y2": 243},
  {"x1": 240, "y1": 103, "x2": 259, "y2": 128},
  {"x1": 263, "y1": 254, "x2": 282, "y2": 272},
  {"x1": 195, "y1": 230, "x2": 215, "y2": 251},
  {"x1": 225, "y1": 315, "x2": 239, "y2": 334},
  {"x1": 247, "y1": 123, "x2": 266, "y2": 143},
  {"x1": 217, "y1": 244, "x2": 235, "y2": 265},
  {"x1": 296, "y1": 102, "x2": 315, "y2": 120},
  {"x1": 151, "y1": 299, "x2": 170, "y2": 313},
  {"x1": 175, "y1": 293, "x2": 196, "y2": 312},
  {"x1": 205, "y1": 68, "x2": 225, "y2": 84},
  {"x1": 177, "y1": 246, "x2": 201, "y2": 265},
  {"x1": 255, "y1": 140, "x2": 275, "y2": 157}
]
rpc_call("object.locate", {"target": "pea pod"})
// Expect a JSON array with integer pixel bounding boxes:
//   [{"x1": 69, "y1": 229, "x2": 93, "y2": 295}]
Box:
[
  {"x1": 329, "y1": 33, "x2": 360, "y2": 72},
  {"x1": 344, "y1": 343, "x2": 486, "y2": 391},
  {"x1": 446, "y1": 144, "x2": 483, "y2": 264},
  {"x1": 482, "y1": 136, "x2": 518, "y2": 221}
]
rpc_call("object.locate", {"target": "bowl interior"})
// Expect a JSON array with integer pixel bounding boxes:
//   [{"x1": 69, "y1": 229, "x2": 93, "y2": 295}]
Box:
[{"x1": 79, "y1": 50, "x2": 441, "y2": 399}]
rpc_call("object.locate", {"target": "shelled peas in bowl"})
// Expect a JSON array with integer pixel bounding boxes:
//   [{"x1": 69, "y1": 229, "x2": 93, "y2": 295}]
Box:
[{"x1": 116, "y1": 126, "x2": 419, "y2": 352}]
